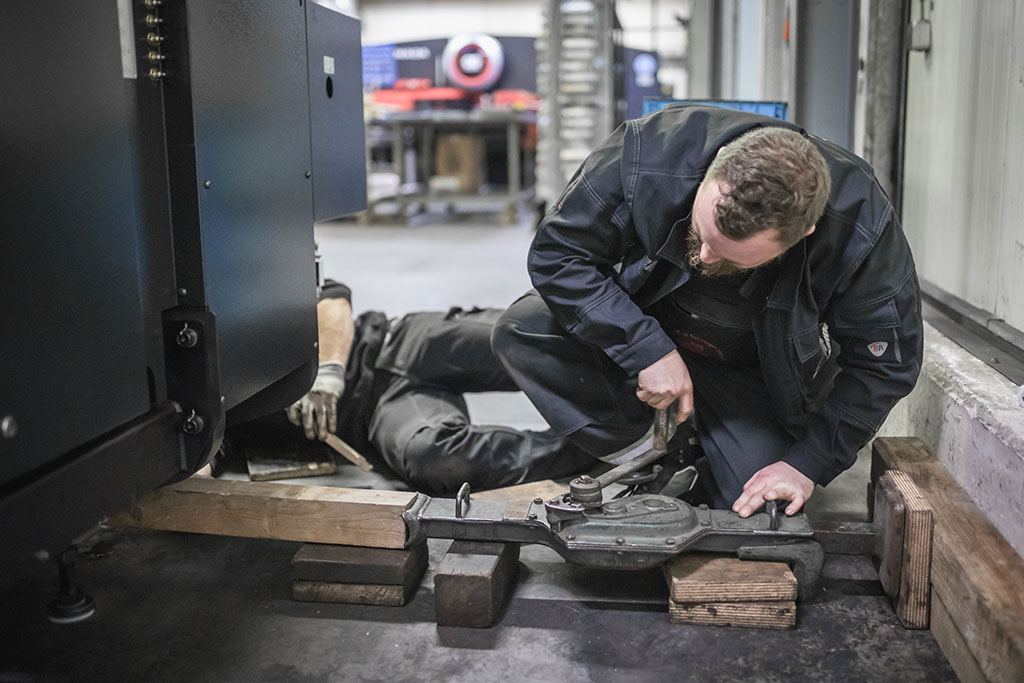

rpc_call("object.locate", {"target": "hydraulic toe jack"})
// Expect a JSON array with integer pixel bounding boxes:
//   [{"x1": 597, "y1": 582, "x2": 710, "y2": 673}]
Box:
[{"x1": 405, "y1": 409, "x2": 825, "y2": 600}]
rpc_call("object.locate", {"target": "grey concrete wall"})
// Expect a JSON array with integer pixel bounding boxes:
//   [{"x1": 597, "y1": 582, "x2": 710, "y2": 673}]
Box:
[{"x1": 878, "y1": 322, "x2": 1024, "y2": 558}]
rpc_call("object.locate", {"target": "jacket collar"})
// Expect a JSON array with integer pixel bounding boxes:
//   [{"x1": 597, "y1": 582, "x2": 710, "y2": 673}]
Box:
[
  {"x1": 760, "y1": 239, "x2": 806, "y2": 310},
  {"x1": 655, "y1": 215, "x2": 692, "y2": 267}
]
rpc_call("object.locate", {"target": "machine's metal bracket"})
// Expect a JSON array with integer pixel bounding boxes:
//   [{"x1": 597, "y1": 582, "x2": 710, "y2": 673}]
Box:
[{"x1": 162, "y1": 307, "x2": 223, "y2": 477}]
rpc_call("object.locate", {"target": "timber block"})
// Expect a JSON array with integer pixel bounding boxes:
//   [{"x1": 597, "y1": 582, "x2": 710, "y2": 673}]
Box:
[
  {"x1": 292, "y1": 580, "x2": 416, "y2": 606},
  {"x1": 668, "y1": 601, "x2": 796, "y2": 629},
  {"x1": 290, "y1": 542, "x2": 427, "y2": 607},
  {"x1": 873, "y1": 474, "x2": 907, "y2": 599},
  {"x1": 664, "y1": 554, "x2": 797, "y2": 603},
  {"x1": 434, "y1": 541, "x2": 520, "y2": 628},
  {"x1": 292, "y1": 542, "x2": 428, "y2": 586},
  {"x1": 664, "y1": 554, "x2": 797, "y2": 629}
]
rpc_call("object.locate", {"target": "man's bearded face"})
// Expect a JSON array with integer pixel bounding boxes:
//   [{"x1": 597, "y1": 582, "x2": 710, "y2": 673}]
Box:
[{"x1": 687, "y1": 224, "x2": 747, "y2": 277}]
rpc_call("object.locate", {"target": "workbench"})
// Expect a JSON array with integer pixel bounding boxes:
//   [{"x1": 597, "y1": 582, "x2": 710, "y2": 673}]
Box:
[{"x1": 365, "y1": 110, "x2": 535, "y2": 224}]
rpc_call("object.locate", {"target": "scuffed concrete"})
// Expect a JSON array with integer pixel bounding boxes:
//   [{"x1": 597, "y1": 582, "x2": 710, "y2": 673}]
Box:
[{"x1": 878, "y1": 321, "x2": 1024, "y2": 557}]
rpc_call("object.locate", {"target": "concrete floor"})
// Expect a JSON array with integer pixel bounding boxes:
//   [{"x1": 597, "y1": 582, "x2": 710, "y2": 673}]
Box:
[
  {"x1": 2, "y1": 529, "x2": 954, "y2": 682},
  {"x1": 0, "y1": 211, "x2": 955, "y2": 681}
]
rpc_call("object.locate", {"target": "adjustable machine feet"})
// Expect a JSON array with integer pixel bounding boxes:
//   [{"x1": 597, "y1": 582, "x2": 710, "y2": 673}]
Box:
[{"x1": 46, "y1": 546, "x2": 95, "y2": 624}]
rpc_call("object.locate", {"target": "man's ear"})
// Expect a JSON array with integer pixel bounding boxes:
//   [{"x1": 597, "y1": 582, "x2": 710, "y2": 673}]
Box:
[{"x1": 805, "y1": 224, "x2": 816, "y2": 236}]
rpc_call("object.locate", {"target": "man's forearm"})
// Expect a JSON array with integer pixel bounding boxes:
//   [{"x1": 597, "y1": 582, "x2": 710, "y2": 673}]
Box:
[{"x1": 317, "y1": 297, "x2": 354, "y2": 366}]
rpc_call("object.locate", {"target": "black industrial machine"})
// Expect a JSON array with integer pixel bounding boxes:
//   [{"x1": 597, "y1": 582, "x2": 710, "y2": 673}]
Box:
[{"x1": 0, "y1": 0, "x2": 366, "y2": 589}]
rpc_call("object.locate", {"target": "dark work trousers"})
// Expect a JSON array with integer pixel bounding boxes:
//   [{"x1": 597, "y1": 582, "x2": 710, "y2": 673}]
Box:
[
  {"x1": 366, "y1": 307, "x2": 593, "y2": 496},
  {"x1": 492, "y1": 291, "x2": 795, "y2": 508}
]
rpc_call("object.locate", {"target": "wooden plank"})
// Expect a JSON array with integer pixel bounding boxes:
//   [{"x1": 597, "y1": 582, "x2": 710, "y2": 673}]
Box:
[
  {"x1": 292, "y1": 542, "x2": 427, "y2": 586},
  {"x1": 873, "y1": 474, "x2": 906, "y2": 599},
  {"x1": 324, "y1": 433, "x2": 373, "y2": 472},
  {"x1": 110, "y1": 477, "x2": 417, "y2": 549},
  {"x1": 245, "y1": 448, "x2": 336, "y2": 482},
  {"x1": 664, "y1": 554, "x2": 797, "y2": 603},
  {"x1": 434, "y1": 541, "x2": 520, "y2": 628},
  {"x1": 931, "y1": 587, "x2": 988, "y2": 683},
  {"x1": 668, "y1": 601, "x2": 796, "y2": 629},
  {"x1": 873, "y1": 437, "x2": 1024, "y2": 682},
  {"x1": 292, "y1": 580, "x2": 413, "y2": 606},
  {"x1": 887, "y1": 470, "x2": 933, "y2": 629},
  {"x1": 474, "y1": 480, "x2": 566, "y2": 502}
]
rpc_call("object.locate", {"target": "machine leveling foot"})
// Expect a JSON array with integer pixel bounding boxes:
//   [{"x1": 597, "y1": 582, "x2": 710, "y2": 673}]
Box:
[{"x1": 46, "y1": 547, "x2": 95, "y2": 624}]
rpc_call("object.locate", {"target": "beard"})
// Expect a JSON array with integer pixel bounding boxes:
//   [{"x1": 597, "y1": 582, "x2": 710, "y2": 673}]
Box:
[{"x1": 686, "y1": 226, "x2": 746, "y2": 278}]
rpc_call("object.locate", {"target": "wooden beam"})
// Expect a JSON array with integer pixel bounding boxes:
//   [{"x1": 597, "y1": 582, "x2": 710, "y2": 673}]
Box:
[
  {"x1": 110, "y1": 477, "x2": 417, "y2": 549},
  {"x1": 474, "y1": 479, "x2": 566, "y2": 502},
  {"x1": 873, "y1": 437, "x2": 1024, "y2": 682},
  {"x1": 930, "y1": 587, "x2": 987, "y2": 683}
]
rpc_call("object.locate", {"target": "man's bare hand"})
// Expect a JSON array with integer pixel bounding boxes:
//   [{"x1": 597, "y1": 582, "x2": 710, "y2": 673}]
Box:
[
  {"x1": 636, "y1": 350, "x2": 693, "y2": 423},
  {"x1": 732, "y1": 461, "x2": 814, "y2": 517}
]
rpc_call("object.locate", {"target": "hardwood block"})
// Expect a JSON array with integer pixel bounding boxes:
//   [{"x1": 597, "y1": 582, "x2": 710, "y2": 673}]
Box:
[
  {"x1": 292, "y1": 542, "x2": 428, "y2": 586},
  {"x1": 434, "y1": 541, "x2": 520, "y2": 628},
  {"x1": 873, "y1": 437, "x2": 1024, "y2": 681},
  {"x1": 668, "y1": 600, "x2": 796, "y2": 629},
  {"x1": 292, "y1": 580, "x2": 414, "y2": 607},
  {"x1": 110, "y1": 477, "x2": 417, "y2": 548},
  {"x1": 664, "y1": 554, "x2": 797, "y2": 603}
]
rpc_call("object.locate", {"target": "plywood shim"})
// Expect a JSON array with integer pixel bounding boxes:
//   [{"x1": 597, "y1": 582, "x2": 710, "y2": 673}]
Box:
[
  {"x1": 668, "y1": 601, "x2": 796, "y2": 629},
  {"x1": 886, "y1": 470, "x2": 933, "y2": 629},
  {"x1": 664, "y1": 554, "x2": 797, "y2": 603}
]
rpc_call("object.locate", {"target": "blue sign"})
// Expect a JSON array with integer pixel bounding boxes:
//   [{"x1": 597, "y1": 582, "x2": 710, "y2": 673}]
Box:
[{"x1": 362, "y1": 44, "x2": 397, "y2": 89}]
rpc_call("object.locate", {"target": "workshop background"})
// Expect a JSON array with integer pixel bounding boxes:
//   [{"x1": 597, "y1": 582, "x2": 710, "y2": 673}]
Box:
[{"x1": 2, "y1": 0, "x2": 1023, "y2": 681}]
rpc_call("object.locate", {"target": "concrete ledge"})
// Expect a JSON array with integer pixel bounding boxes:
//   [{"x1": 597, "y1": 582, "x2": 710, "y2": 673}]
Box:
[{"x1": 881, "y1": 321, "x2": 1024, "y2": 558}]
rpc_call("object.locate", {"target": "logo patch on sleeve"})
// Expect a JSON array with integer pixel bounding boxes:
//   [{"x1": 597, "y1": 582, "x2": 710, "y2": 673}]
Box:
[{"x1": 867, "y1": 341, "x2": 889, "y2": 357}]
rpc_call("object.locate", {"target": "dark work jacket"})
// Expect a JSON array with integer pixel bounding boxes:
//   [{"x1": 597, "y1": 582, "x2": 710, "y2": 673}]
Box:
[{"x1": 528, "y1": 105, "x2": 923, "y2": 485}]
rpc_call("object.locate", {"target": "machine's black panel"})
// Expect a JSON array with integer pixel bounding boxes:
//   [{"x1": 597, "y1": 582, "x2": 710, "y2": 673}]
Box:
[
  {"x1": 1, "y1": 0, "x2": 365, "y2": 589},
  {"x1": 306, "y1": 3, "x2": 368, "y2": 220},
  {"x1": 1, "y1": 406, "x2": 184, "y2": 583},
  {"x1": 0, "y1": 1, "x2": 150, "y2": 482},
  {"x1": 184, "y1": 0, "x2": 319, "y2": 409}
]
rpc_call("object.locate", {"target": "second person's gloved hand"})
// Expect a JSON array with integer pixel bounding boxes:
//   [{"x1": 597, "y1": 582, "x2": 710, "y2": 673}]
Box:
[{"x1": 286, "y1": 362, "x2": 346, "y2": 440}]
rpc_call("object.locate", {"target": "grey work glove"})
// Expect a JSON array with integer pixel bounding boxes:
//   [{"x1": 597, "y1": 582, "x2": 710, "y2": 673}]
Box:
[{"x1": 286, "y1": 362, "x2": 346, "y2": 440}]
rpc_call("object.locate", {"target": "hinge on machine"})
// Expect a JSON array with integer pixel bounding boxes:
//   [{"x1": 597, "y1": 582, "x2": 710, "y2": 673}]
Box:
[{"x1": 142, "y1": 0, "x2": 169, "y2": 80}]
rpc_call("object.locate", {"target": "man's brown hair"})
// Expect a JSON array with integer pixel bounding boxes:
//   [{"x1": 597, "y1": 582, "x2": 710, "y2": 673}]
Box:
[{"x1": 705, "y1": 127, "x2": 831, "y2": 247}]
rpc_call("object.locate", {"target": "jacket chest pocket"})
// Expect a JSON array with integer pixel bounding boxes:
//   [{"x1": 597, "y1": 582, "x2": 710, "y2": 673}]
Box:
[
  {"x1": 617, "y1": 254, "x2": 656, "y2": 294},
  {"x1": 788, "y1": 325, "x2": 828, "y2": 392}
]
